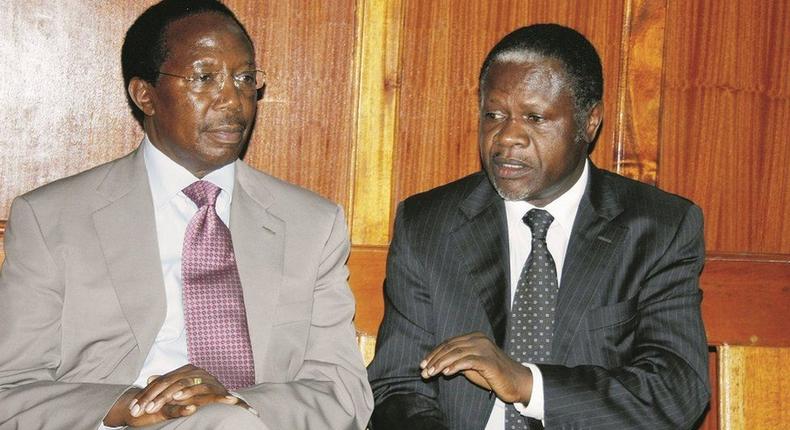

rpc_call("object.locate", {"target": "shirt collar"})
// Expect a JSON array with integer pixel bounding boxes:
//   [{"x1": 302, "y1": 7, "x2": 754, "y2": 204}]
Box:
[
  {"x1": 142, "y1": 135, "x2": 236, "y2": 209},
  {"x1": 504, "y1": 159, "x2": 589, "y2": 233}
]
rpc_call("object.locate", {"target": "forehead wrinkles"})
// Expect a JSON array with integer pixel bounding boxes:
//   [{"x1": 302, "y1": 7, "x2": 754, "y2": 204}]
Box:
[{"x1": 484, "y1": 59, "x2": 567, "y2": 103}]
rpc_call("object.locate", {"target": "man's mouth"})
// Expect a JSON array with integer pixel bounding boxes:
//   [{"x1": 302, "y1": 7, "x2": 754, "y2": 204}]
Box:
[
  {"x1": 205, "y1": 124, "x2": 246, "y2": 143},
  {"x1": 492, "y1": 156, "x2": 531, "y2": 179}
]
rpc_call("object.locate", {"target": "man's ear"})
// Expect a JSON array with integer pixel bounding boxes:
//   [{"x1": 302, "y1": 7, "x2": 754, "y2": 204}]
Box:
[
  {"x1": 128, "y1": 77, "x2": 156, "y2": 117},
  {"x1": 583, "y1": 102, "x2": 603, "y2": 143}
]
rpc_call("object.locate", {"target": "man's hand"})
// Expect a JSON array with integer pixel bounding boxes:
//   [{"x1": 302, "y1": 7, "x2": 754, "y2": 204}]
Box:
[
  {"x1": 420, "y1": 332, "x2": 533, "y2": 404},
  {"x1": 102, "y1": 386, "x2": 207, "y2": 427},
  {"x1": 102, "y1": 364, "x2": 242, "y2": 427}
]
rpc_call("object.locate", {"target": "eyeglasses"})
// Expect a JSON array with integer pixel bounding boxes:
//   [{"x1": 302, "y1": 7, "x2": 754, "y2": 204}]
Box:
[{"x1": 157, "y1": 70, "x2": 266, "y2": 94}]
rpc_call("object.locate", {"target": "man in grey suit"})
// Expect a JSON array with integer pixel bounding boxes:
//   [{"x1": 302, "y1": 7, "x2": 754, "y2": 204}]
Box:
[
  {"x1": 368, "y1": 24, "x2": 709, "y2": 429},
  {"x1": 0, "y1": 1, "x2": 372, "y2": 428}
]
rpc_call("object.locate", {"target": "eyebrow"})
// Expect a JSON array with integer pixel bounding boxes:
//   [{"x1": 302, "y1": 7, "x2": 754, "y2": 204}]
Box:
[{"x1": 190, "y1": 60, "x2": 257, "y2": 70}]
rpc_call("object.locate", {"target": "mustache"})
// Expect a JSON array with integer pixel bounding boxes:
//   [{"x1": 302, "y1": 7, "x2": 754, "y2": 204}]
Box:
[
  {"x1": 491, "y1": 154, "x2": 530, "y2": 168},
  {"x1": 202, "y1": 116, "x2": 249, "y2": 131}
]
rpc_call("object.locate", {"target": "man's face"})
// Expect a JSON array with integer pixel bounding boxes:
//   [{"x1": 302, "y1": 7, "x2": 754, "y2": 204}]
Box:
[
  {"x1": 142, "y1": 12, "x2": 257, "y2": 177},
  {"x1": 479, "y1": 58, "x2": 598, "y2": 206}
]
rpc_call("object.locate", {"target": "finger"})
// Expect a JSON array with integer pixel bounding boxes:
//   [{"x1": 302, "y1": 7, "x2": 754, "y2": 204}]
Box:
[
  {"x1": 134, "y1": 370, "x2": 200, "y2": 415},
  {"x1": 145, "y1": 376, "x2": 209, "y2": 414},
  {"x1": 168, "y1": 393, "x2": 239, "y2": 407},
  {"x1": 439, "y1": 354, "x2": 482, "y2": 376},
  {"x1": 161, "y1": 403, "x2": 197, "y2": 419},
  {"x1": 420, "y1": 335, "x2": 468, "y2": 370},
  {"x1": 422, "y1": 344, "x2": 476, "y2": 378}
]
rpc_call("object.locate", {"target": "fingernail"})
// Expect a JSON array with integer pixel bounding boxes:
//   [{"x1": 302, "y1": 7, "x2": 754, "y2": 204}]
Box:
[
  {"x1": 131, "y1": 404, "x2": 141, "y2": 417},
  {"x1": 145, "y1": 402, "x2": 156, "y2": 413},
  {"x1": 186, "y1": 404, "x2": 196, "y2": 412},
  {"x1": 443, "y1": 368, "x2": 450, "y2": 374},
  {"x1": 225, "y1": 395, "x2": 237, "y2": 401},
  {"x1": 428, "y1": 367, "x2": 435, "y2": 375},
  {"x1": 173, "y1": 391, "x2": 184, "y2": 399},
  {"x1": 128, "y1": 399, "x2": 137, "y2": 411},
  {"x1": 419, "y1": 360, "x2": 427, "y2": 369}
]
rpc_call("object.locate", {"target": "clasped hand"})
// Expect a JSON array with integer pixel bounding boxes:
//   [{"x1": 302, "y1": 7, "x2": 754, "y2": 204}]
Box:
[
  {"x1": 420, "y1": 332, "x2": 533, "y2": 404},
  {"x1": 104, "y1": 364, "x2": 249, "y2": 427}
]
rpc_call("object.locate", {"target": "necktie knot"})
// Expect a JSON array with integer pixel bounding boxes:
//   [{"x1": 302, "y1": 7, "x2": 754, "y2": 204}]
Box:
[
  {"x1": 523, "y1": 209, "x2": 554, "y2": 240},
  {"x1": 183, "y1": 180, "x2": 221, "y2": 208}
]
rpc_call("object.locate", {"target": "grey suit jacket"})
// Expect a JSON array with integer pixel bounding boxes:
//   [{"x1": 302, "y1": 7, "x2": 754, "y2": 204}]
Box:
[
  {"x1": 368, "y1": 163, "x2": 710, "y2": 429},
  {"x1": 0, "y1": 148, "x2": 373, "y2": 429}
]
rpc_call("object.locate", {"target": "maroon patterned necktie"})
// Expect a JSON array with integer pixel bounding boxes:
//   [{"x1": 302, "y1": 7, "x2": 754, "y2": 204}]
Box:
[{"x1": 181, "y1": 180, "x2": 255, "y2": 390}]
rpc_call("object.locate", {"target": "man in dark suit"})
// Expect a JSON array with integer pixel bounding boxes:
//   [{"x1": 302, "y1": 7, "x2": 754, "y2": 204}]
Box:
[
  {"x1": 0, "y1": 1, "x2": 372, "y2": 428},
  {"x1": 368, "y1": 24, "x2": 709, "y2": 429}
]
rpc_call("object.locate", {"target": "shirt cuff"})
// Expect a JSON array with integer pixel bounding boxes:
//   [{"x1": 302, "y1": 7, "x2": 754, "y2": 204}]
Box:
[{"x1": 513, "y1": 363, "x2": 544, "y2": 421}]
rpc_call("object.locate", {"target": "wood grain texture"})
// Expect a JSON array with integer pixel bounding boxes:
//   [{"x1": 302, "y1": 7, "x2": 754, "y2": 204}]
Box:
[
  {"x1": 0, "y1": 1, "x2": 155, "y2": 219},
  {"x1": 350, "y1": 0, "x2": 403, "y2": 246},
  {"x1": 659, "y1": 0, "x2": 790, "y2": 254},
  {"x1": 229, "y1": 0, "x2": 357, "y2": 210},
  {"x1": 392, "y1": 0, "x2": 627, "y2": 209},
  {"x1": 719, "y1": 345, "x2": 790, "y2": 429},
  {"x1": 348, "y1": 245, "x2": 387, "y2": 335},
  {"x1": 614, "y1": 0, "x2": 665, "y2": 184},
  {"x1": 701, "y1": 254, "x2": 790, "y2": 347}
]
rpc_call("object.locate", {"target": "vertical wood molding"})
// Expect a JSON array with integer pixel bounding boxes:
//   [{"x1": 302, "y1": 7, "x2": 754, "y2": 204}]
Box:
[
  {"x1": 719, "y1": 345, "x2": 746, "y2": 430},
  {"x1": 0, "y1": 220, "x2": 4, "y2": 265},
  {"x1": 350, "y1": 0, "x2": 403, "y2": 245},
  {"x1": 614, "y1": 0, "x2": 666, "y2": 183},
  {"x1": 719, "y1": 345, "x2": 790, "y2": 429}
]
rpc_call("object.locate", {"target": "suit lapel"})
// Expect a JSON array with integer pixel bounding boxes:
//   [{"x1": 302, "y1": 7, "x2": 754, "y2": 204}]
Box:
[
  {"x1": 451, "y1": 176, "x2": 510, "y2": 348},
  {"x1": 231, "y1": 161, "x2": 284, "y2": 381},
  {"x1": 92, "y1": 149, "x2": 166, "y2": 363},
  {"x1": 552, "y1": 164, "x2": 627, "y2": 363}
]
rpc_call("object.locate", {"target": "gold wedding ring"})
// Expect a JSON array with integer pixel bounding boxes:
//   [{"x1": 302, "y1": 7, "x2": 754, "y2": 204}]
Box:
[{"x1": 191, "y1": 377, "x2": 202, "y2": 386}]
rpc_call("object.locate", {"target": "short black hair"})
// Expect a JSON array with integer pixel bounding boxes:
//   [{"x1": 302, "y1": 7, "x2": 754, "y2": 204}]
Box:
[
  {"x1": 479, "y1": 24, "x2": 603, "y2": 123},
  {"x1": 121, "y1": 0, "x2": 253, "y2": 125}
]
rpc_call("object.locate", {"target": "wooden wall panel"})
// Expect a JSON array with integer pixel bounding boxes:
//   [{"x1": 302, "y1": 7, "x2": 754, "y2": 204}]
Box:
[
  {"x1": 701, "y1": 255, "x2": 790, "y2": 347},
  {"x1": 614, "y1": 0, "x2": 666, "y2": 184},
  {"x1": 350, "y1": 0, "x2": 404, "y2": 246},
  {"x1": 660, "y1": 0, "x2": 790, "y2": 255},
  {"x1": 719, "y1": 345, "x2": 790, "y2": 429},
  {"x1": 348, "y1": 245, "x2": 387, "y2": 335},
  {"x1": 231, "y1": 0, "x2": 357, "y2": 209},
  {"x1": 392, "y1": 0, "x2": 626, "y2": 214},
  {"x1": 0, "y1": 1, "x2": 154, "y2": 218}
]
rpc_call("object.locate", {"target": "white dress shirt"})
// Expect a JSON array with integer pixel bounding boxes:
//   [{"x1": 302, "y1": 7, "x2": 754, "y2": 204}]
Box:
[
  {"x1": 484, "y1": 160, "x2": 589, "y2": 429},
  {"x1": 100, "y1": 137, "x2": 235, "y2": 429}
]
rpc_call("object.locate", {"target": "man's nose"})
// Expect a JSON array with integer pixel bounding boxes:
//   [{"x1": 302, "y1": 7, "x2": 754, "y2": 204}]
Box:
[
  {"x1": 213, "y1": 74, "x2": 244, "y2": 109},
  {"x1": 496, "y1": 117, "x2": 529, "y2": 147}
]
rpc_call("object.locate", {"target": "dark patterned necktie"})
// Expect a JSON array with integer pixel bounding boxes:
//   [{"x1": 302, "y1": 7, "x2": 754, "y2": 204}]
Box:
[
  {"x1": 505, "y1": 209, "x2": 558, "y2": 430},
  {"x1": 181, "y1": 180, "x2": 255, "y2": 390}
]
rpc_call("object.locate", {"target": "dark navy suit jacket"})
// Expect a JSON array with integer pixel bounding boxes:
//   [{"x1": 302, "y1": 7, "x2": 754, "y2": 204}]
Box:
[{"x1": 368, "y1": 162, "x2": 710, "y2": 429}]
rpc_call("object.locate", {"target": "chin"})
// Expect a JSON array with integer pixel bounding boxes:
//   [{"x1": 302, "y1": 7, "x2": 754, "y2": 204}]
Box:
[{"x1": 489, "y1": 176, "x2": 531, "y2": 201}]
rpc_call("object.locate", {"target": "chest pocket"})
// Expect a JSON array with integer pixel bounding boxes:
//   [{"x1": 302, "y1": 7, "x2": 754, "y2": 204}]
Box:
[{"x1": 583, "y1": 295, "x2": 639, "y2": 367}]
